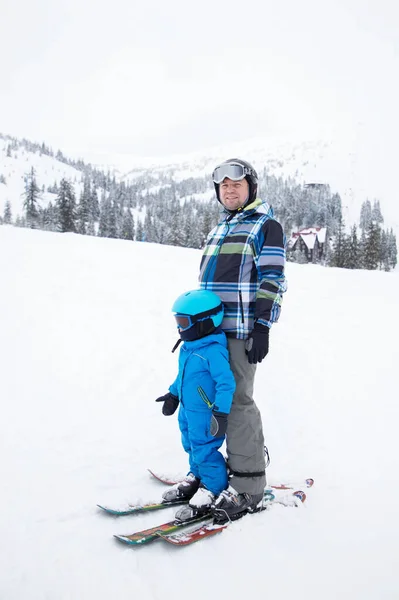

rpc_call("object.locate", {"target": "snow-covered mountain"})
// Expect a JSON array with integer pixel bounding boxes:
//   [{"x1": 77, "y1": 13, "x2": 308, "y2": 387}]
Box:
[
  {"x1": 114, "y1": 135, "x2": 397, "y2": 234},
  {"x1": 0, "y1": 136, "x2": 87, "y2": 217},
  {"x1": 1, "y1": 224, "x2": 398, "y2": 599},
  {"x1": 1, "y1": 133, "x2": 398, "y2": 234}
]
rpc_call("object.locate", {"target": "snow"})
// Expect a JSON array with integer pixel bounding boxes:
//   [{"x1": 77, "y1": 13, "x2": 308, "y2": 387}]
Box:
[
  {"x1": 2, "y1": 135, "x2": 399, "y2": 238},
  {"x1": 0, "y1": 225, "x2": 398, "y2": 600},
  {"x1": 0, "y1": 138, "x2": 86, "y2": 215}
]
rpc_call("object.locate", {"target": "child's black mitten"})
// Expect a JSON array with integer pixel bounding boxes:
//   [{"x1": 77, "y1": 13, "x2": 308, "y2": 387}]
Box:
[
  {"x1": 210, "y1": 411, "x2": 228, "y2": 437},
  {"x1": 155, "y1": 392, "x2": 179, "y2": 416}
]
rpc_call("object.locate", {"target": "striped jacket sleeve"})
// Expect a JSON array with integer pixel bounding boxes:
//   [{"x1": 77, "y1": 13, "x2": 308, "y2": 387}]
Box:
[{"x1": 253, "y1": 218, "x2": 287, "y2": 328}]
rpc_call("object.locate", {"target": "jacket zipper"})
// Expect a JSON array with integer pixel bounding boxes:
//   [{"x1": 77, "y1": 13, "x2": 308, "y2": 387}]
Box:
[
  {"x1": 238, "y1": 291, "x2": 245, "y2": 324},
  {"x1": 197, "y1": 386, "x2": 213, "y2": 409}
]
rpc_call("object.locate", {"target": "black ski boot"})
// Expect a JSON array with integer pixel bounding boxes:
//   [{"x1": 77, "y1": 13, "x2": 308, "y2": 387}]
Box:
[
  {"x1": 175, "y1": 485, "x2": 215, "y2": 522},
  {"x1": 212, "y1": 486, "x2": 264, "y2": 523},
  {"x1": 161, "y1": 473, "x2": 200, "y2": 503}
]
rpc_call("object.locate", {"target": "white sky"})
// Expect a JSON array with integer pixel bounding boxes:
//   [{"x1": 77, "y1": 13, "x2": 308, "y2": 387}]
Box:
[{"x1": 1, "y1": 0, "x2": 398, "y2": 160}]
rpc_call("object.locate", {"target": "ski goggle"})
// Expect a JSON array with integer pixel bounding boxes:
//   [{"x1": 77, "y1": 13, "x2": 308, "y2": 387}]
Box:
[
  {"x1": 174, "y1": 303, "x2": 223, "y2": 331},
  {"x1": 212, "y1": 162, "x2": 255, "y2": 184},
  {"x1": 174, "y1": 314, "x2": 193, "y2": 331}
]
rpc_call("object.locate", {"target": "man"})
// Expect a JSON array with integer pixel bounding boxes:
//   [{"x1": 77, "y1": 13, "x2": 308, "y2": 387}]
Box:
[{"x1": 199, "y1": 158, "x2": 286, "y2": 522}]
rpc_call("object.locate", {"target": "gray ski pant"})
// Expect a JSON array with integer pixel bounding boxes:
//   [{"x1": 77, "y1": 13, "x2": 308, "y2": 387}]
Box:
[{"x1": 226, "y1": 338, "x2": 266, "y2": 495}]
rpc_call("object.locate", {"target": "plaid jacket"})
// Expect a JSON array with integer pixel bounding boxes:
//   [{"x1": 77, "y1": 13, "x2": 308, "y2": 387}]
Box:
[{"x1": 199, "y1": 199, "x2": 286, "y2": 340}]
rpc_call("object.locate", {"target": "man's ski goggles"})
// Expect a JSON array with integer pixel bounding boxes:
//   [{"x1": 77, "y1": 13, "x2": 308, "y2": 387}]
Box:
[{"x1": 212, "y1": 162, "x2": 255, "y2": 184}]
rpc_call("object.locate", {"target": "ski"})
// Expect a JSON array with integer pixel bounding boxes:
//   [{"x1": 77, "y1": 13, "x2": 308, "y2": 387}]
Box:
[
  {"x1": 113, "y1": 489, "x2": 306, "y2": 547},
  {"x1": 97, "y1": 498, "x2": 187, "y2": 516},
  {"x1": 114, "y1": 514, "x2": 213, "y2": 546},
  {"x1": 159, "y1": 490, "x2": 307, "y2": 546},
  {"x1": 98, "y1": 478, "x2": 313, "y2": 518},
  {"x1": 148, "y1": 468, "x2": 314, "y2": 491}
]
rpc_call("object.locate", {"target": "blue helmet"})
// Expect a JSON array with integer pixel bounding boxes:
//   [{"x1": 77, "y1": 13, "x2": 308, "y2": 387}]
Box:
[{"x1": 172, "y1": 290, "x2": 224, "y2": 341}]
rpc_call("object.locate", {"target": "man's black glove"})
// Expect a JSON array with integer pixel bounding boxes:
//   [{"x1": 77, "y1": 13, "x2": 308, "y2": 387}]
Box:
[
  {"x1": 210, "y1": 411, "x2": 228, "y2": 438},
  {"x1": 246, "y1": 324, "x2": 270, "y2": 364},
  {"x1": 155, "y1": 392, "x2": 179, "y2": 416}
]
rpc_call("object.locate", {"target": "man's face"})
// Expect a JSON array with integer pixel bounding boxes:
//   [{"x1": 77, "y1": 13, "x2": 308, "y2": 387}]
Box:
[{"x1": 219, "y1": 177, "x2": 249, "y2": 211}]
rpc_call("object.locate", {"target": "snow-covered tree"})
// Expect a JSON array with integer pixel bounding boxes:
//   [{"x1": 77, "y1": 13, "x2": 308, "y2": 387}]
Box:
[
  {"x1": 23, "y1": 167, "x2": 41, "y2": 228},
  {"x1": 363, "y1": 221, "x2": 381, "y2": 270},
  {"x1": 359, "y1": 200, "x2": 372, "y2": 231},
  {"x1": 329, "y1": 217, "x2": 347, "y2": 268},
  {"x1": 77, "y1": 177, "x2": 91, "y2": 235},
  {"x1": 56, "y1": 178, "x2": 76, "y2": 233},
  {"x1": 3, "y1": 200, "x2": 12, "y2": 224},
  {"x1": 387, "y1": 229, "x2": 397, "y2": 270},
  {"x1": 121, "y1": 208, "x2": 135, "y2": 241},
  {"x1": 136, "y1": 219, "x2": 144, "y2": 241},
  {"x1": 371, "y1": 200, "x2": 384, "y2": 225},
  {"x1": 345, "y1": 225, "x2": 361, "y2": 269}
]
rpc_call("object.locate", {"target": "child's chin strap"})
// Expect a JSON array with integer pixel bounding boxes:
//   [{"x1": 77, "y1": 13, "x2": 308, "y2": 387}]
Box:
[{"x1": 171, "y1": 339, "x2": 182, "y2": 353}]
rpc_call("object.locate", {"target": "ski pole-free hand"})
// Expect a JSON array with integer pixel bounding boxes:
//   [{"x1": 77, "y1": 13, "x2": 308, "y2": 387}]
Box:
[
  {"x1": 210, "y1": 411, "x2": 228, "y2": 437},
  {"x1": 246, "y1": 324, "x2": 270, "y2": 364},
  {"x1": 155, "y1": 392, "x2": 179, "y2": 416}
]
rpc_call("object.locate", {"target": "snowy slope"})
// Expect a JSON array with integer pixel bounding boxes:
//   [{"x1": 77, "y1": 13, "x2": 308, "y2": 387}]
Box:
[
  {"x1": 0, "y1": 138, "x2": 87, "y2": 216},
  {"x1": 2, "y1": 134, "x2": 398, "y2": 236},
  {"x1": 111, "y1": 135, "x2": 399, "y2": 234},
  {"x1": 0, "y1": 225, "x2": 398, "y2": 600}
]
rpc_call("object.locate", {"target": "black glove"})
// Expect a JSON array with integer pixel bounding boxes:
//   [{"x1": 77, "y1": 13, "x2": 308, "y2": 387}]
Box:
[
  {"x1": 246, "y1": 324, "x2": 270, "y2": 364},
  {"x1": 155, "y1": 392, "x2": 179, "y2": 416},
  {"x1": 210, "y1": 411, "x2": 228, "y2": 438}
]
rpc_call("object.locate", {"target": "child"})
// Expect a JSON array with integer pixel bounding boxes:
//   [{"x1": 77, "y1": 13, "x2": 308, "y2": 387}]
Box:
[{"x1": 155, "y1": 289, "x2": 236, "y2": 521}]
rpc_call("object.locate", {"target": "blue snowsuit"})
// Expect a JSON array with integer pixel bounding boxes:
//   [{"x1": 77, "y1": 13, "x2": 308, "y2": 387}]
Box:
[{"x1": 169, "y1": 331, "x2": 236, "y2": 496}]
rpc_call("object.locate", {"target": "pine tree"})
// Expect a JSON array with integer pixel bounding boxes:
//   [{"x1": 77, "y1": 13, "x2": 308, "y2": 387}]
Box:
[
  {"x1": 90, "y1": 187, "x2": 100, "y2": 220},
  {"x1": 121, "y1": 208, "x2": 135, "y2": 240},
  {"x1": 23, "y1": 167, "x2": 40, "y2": 228},
  {"x1": 136, "y1": 220, "x2": 144, "y2": 241},
  {"x1": 329, "y1": 216, "x2": 347, "y2": 268},
  {"x1": 6, "y1": 145, "x2": 11, "y2": 158},
  {"x1": 98, "y1": 196, "x2": 110, "y2": 238},
  {"x1": 345, "y1": 225, "x2": 360, "y2": 269},
  {"x1": 359, "y1": 200, "x2": 372, "y2": 231},
  {"x1": 98, "y1": 194, "x2": 118, "y2": 238},
  {"x1": 371, "y1": 200, "x2": 384, "y2": 225},
  {"x1": 3, "y1": 200, "x2": 12, "y2": 224},
  {"x1": 41, "y1": 201, "x2": 57, "y2": 231},
  {"x1": 387, "y1": 229, "x2": 397, "y2": 270},
  {"x1": 77, "y1": 177, "x2": 91, "y2": 235},
  {"x1": 363, "y1": 221, "x2": 381, "y2": 270},
  {"x1": 107, "y1": 198, "x2": 118, "y2": 239},
  {"x1": 56, "y1": 178, "x2": 76, "y2": 233},
  {"x1": 328, "y1": 193, "x2": 343, "y2": 235},
  {"x1": 358, "y1": 227, "x2": 367, "y2": 268},
  {"x1": 380, "y1": 230, "x2": 389, "y2": 271}
]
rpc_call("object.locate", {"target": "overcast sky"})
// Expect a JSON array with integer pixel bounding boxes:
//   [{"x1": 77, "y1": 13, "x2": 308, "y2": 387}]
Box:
[{"x1": 1, "y1": 0, "x2": 398, "y2": 161}]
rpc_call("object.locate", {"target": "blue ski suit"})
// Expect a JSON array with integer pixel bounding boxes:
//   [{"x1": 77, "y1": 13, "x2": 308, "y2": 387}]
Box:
[{"x1": 169, "y1": 331, "x2": 236, "y2": 496}]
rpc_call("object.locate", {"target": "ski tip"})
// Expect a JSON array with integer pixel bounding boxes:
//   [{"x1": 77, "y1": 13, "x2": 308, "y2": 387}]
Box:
[
  {"x1": 147, "y1": 469, "x2": 179, "y2": 485},
  {"x1": 97, "y1": 504, "x2": 113, "y2": 513},
  {"x1": 293, "y1": 490, "x2": 307, "y2": 503}
]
